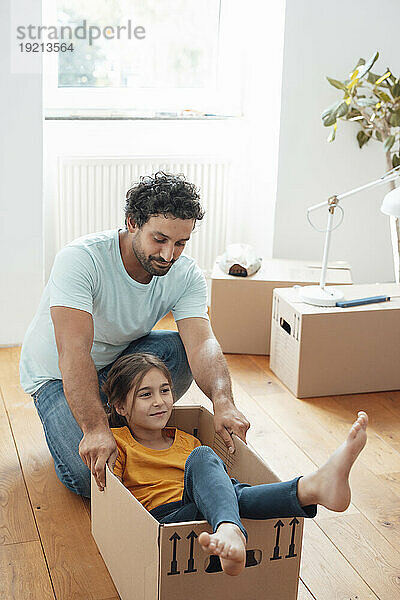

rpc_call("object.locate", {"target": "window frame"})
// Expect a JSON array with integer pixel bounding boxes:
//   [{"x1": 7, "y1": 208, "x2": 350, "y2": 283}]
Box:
[{"x1": 42, "y1": 0, "x2": 243, "y2": 118}]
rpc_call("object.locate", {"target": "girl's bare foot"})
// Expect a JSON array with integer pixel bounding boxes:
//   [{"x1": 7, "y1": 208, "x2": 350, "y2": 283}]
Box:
[
  {"x1": 198, "y1": 523, "x2": 246, "y2": 576},
  {"x1": 298, "y1": 411, "x2": 368, "y2": 512}
]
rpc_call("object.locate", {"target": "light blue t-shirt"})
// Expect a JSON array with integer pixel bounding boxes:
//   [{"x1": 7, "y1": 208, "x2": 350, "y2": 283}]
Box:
[{"x1": 20, "y1": 229, "x2": 209, "y2": 394}]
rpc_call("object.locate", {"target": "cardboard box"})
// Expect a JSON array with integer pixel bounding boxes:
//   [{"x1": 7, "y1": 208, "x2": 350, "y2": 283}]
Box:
[
  {"x1": 210, "y1": 258, "x2": 352, "y2": 355},
  {"x1": 91, "y1": 406, "x2": 304, "y2": 600},
  {"x1": 270, "y1": 283, "x2": 400, "y2": 398}
]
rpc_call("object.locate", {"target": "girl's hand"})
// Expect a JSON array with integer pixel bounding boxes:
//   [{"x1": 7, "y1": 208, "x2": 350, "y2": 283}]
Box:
[{"x1": 213, "y1": 401, "x2": 250, "y2": 454}]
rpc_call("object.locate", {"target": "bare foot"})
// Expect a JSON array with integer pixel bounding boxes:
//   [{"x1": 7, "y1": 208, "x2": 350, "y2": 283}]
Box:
[
  {"x1": 198, "y1": 523, "x2": 246, "y2": 576},
  {"x1": 298, "y1": 411, "x2": 368, "y2": 512}
]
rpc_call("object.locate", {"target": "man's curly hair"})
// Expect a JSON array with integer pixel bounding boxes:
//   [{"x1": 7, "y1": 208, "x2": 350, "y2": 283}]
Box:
[{"x1": 125, "y1": 171, "x2": 205, "y2": 228}]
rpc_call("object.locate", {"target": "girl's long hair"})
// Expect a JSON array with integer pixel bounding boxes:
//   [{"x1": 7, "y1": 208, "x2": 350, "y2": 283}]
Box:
[{"x1": 102, "y1": 353, "x2": 174, "y2": 428}]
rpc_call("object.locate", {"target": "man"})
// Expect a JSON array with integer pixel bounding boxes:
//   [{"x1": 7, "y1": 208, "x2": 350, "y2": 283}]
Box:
[{"x1": 20, "y1": 172, "x2": 250, "y2": 498}]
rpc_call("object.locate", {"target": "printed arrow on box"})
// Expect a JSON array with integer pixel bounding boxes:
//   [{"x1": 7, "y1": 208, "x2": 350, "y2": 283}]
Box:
[
  {"x1": 270, "y1": 520, "x2": 284, "y2": 561},
  {"x1": 167, "y1": 532, "x2": 181, "y2": 575},
  {"x1": 285, "y1": 517, "x2": 299, "y2": 558},
  {"x1": 184, "y1": 531, "x2": 198, "y2": 573}
]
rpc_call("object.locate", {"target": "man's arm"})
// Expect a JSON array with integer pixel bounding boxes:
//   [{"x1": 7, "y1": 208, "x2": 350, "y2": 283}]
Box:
[
  {"x1": 176, "y1": 317, "x2": 250, "y2": 452},
  {"x1": 50, "y1": 306, "x2": 118, "y2": 491}
]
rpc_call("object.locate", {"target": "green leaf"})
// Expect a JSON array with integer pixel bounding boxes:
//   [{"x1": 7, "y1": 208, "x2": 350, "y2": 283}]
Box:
[
  {"x1": 335, "y1": 101, "x2": 349, "y2": 118},
  {"x1": 356, "y1": 97, "x2": 378, "y2": 107},
  {"x1": 376, "y1": 90, "x2": 392, "y2": 103},
  {"x1": 384, "y1": 135, "x2": 396, "y2": 152},
  {"x1": 375, "y1": 130, "x2": 383, "y2": 142},
  {"x1": 322, "y1": 101, "x2": 340, "y2": 126},
  {"x1": 392, "y1": 82, "x2": 400, "y2": 98},
  {"x1": 327, "y1": 127, "x2": 336, "y2": 143},
  {"x1": 326, "y1": 76, "x2": 348, "y2": 91},
  {"x1": 322, "y1": 100, "x2": 350, "y2": 126},
  {"x1": 367, "y1": 72, "x2": 380, "y2": 84},
  {"x1": 390, "y1": 111, "x2": 400, "y2": 126},
  {"x1": 322, "y1": 111, "x2": 337, "y2": 127},
  {"x1": 380, "y1": 72, "x2": 394, "y2": 89},
  {"x1": 354, "y1": 57, "x2": 365, "y2": 70},
  {"x1": 356, "y1": 130, "x2": 371, "y2": 148},
  {"x1": 392, "y1": 154, "x2": 400, "y2": 168},
  {"x1": 357, "y1": 51, "x2": 379, "y2": 79},
  {"x1": 386, "y1": 69, "x2": 395, "y2": 84}
]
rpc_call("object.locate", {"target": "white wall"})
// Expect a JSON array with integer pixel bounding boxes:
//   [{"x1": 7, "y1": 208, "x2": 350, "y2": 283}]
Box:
[
  {"x1": 0, "y1": 0, "x2": 43, "y2": 345},
  {"x1": 273, "y1": 0, "x2": 400, "y2": 283},
  {"x1": 233, "y1": 1, "x2": 285, "y2": 262}
]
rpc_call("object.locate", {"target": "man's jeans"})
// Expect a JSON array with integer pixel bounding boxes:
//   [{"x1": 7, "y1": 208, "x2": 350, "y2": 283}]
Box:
[
  {"x1": 150, "y1": 446, "x2": 317, "y2": 538},
  {"x1": 32, "y1": 331, "x2": 193, "y2": 499}
]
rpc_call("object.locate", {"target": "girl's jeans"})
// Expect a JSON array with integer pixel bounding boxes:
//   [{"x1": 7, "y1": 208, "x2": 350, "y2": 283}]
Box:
[
  {"x1": 150, "y1": 446, "x2": 317, "y2": 539},
  {"x1": 32, "y1": 330, "x2": 193, "y2": 499}
]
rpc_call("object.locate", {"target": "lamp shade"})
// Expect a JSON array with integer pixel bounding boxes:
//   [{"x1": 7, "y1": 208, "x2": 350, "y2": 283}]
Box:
[{"x1": 381, "y1": 186, "x2": 400, "y2": 216}]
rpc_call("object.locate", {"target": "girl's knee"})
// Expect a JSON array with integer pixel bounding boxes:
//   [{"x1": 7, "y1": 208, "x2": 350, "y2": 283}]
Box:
[{"x1": 188, "y1": 445, "x2": 223, "y2": 465}]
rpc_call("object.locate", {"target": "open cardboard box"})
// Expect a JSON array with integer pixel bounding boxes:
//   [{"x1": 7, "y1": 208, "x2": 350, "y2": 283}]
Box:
[{"x1": 91, "y1": 406, "x2": 304, "y2": 600}]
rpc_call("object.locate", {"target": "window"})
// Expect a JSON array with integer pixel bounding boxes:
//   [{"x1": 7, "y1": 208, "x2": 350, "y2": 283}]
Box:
[{"x1": 43, "y1": 0, "x2": 243, "y2": 117}]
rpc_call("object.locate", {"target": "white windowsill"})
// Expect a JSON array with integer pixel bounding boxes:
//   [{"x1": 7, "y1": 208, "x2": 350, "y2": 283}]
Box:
[{"x1": 44, "y1": 108, "x2": 241, "y2": 121}]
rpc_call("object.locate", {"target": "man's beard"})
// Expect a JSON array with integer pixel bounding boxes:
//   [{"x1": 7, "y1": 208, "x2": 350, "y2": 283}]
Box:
[{"x1": 132, "y1": 238, "x2": 175, "y2": 277}]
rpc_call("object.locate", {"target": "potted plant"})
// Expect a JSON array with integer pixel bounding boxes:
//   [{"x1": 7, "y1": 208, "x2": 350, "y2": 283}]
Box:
[{"x1": 322, "y1": 51, "x2": 400, "y2": 281}]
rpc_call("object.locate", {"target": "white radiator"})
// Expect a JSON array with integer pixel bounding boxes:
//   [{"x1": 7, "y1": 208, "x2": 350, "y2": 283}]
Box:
[{"x1": 57, "y1": 156, "x2": 231, "y2": 277}]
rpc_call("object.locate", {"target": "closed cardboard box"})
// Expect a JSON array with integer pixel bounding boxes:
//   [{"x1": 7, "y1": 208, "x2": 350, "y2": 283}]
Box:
[
  {"x1": 270, "y1": 283, "x2": 400, "y2": 398},
  {"x1": 210, "y1": 258, "x2": 351, "y2": 355},
  {"x1": 91, "y1": 406, "x2": 304, "y2": 600}
]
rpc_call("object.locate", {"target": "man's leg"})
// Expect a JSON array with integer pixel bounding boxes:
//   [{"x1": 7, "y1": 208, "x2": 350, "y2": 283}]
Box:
[{"x1": 32, "y1": 379, "x2": 92, "y2": 498}]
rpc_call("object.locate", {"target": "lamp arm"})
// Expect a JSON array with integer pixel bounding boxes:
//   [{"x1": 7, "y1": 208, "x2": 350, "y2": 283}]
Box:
[
  {"x1": 311, "y1": 165, "x2": 400, "y2": 291},
  {"x1": 307, "y1": 165, "x2": 400, "y2": 213}
]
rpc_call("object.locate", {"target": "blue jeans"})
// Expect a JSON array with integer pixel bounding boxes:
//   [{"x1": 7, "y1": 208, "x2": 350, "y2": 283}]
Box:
[
  {"x1": 32, "y1": 330, "x2": 193, "y2": 498},
  {"x1": 150, "y1": 446, "x2": 317, "y2": 539}
]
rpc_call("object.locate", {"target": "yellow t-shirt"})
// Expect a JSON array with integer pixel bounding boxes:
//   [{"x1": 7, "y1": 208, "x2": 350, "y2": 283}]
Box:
[{"x1": 111, "y1": 426, "x2": 201, "y2": 511}]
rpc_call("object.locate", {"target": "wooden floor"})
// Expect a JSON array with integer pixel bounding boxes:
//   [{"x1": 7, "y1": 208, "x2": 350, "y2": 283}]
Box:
[{"x1": 2, "y1": 315, "x2": 400, "y2": 599}]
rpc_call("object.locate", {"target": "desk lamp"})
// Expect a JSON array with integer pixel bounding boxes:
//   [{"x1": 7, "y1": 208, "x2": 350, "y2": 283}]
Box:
[{"x1": 300, "y1": 165, "x2": 400, "y2": 306}]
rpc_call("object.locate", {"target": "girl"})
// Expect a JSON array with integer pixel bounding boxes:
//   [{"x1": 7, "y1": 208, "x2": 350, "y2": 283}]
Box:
[{"x1": 103, "y1": 352, "x2": 368, "y2": 577}]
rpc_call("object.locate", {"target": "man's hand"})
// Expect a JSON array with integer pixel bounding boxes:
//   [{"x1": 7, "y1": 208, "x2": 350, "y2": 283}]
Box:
[
  {"x1": 213, "y1": 401, "x2": 250, "y2": 454},
  {"x1": 79, "y1": 427, "x2": 118, "y2": 492}
]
